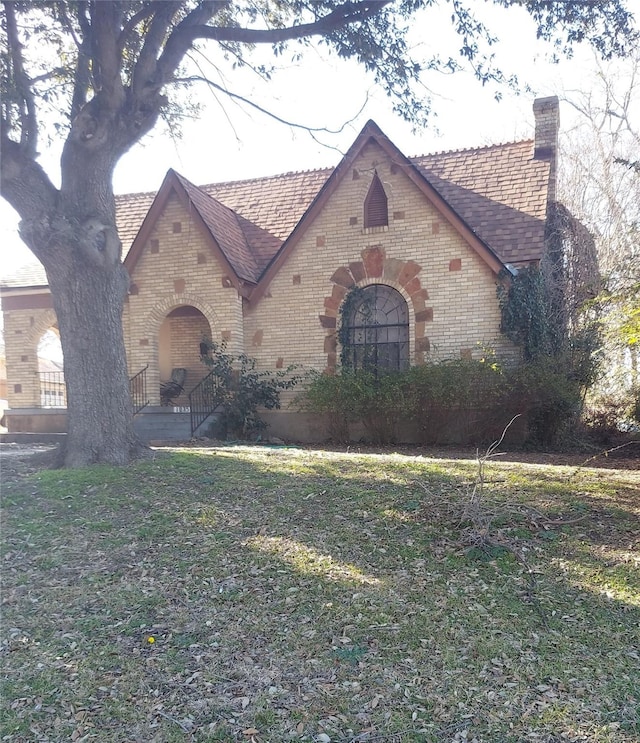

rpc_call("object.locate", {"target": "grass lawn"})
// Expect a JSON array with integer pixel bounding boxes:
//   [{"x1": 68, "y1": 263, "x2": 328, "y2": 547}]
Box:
[{"x1": 1, "y1": 444, "x2": 638, "y2": 742}]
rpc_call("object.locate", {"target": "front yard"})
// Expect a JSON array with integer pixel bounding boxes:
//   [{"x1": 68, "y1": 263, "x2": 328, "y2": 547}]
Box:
[{"x1": 1, "y1": 445, "x2": 638, "y2": 742}]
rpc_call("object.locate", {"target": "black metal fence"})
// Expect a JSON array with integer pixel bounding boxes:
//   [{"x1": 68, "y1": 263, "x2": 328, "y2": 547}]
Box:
[
  {"x1": 188, "y1": 370, "x2": 223, "y2": 436},
  {"x1": 39, "y1": 371, "x2": 66, "y2": 407},
  {"x1": 130, "y1": 365, "x2": 149, "y2": 414},
  {"x1": 38, "y1": 368, "x2": 151, "y2": 413}
]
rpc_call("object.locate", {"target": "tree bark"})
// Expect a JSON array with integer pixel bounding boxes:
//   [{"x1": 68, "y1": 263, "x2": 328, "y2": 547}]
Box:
[
  {"x1": 4, "y1": 105, "x2": 146, "y2": 466},
  {"x1": 48, "y1": 253, "x2": 140, "y2": 467}
]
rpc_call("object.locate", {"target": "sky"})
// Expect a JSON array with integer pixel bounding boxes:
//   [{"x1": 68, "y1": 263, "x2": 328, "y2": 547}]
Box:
[{"x1": 0, "y1": 2, "x2": 621, "y2": 281}]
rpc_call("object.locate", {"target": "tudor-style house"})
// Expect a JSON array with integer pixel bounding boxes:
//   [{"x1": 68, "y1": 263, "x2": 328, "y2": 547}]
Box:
[{"x1": 1, "y1": 97, "x2": 562, "y2": 441}]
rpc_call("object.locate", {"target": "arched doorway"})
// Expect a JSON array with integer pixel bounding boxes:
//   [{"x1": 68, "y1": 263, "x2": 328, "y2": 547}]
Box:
[{"x1": 158, "y1": 306, "x2": 212, "y2": 404}]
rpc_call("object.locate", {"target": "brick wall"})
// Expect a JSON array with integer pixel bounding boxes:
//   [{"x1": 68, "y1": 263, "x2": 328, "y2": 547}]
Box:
[
  {"x1": 3, "y1": 141, "x2": 519, "y2": 428},
  {"x1": 3, "y1": 307, "x2": 57, "y2": 408},
  {"x1": 244, "y1": 139, "x2": 515, "y2": 404},
  {"x1": 124, "y1": 192, "x2": 244, "y2": 403},
  {"x1": 533, "y1": 96, "x2": 559, "y2": 203}
]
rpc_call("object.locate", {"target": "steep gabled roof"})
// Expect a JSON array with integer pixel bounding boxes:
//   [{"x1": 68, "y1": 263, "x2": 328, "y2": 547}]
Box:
[
  {"x1": 125, "y1": 169, "x2": 263, "y2": 285},
  {"x1": 254, "y1": 120, "x2": 507, "y2": 300},
  {"x1": 413, "y1": 140, "x2": 549, "y2": 265},
  {"x1": 172, "y1": 171, "x2": 260, "y2": 283},
  {"x1": 203, "y1": 169, "x2": 332, "y2": 242},
  {"x1": 1, "y1": 120, "x2": 552, "y2": 292}
]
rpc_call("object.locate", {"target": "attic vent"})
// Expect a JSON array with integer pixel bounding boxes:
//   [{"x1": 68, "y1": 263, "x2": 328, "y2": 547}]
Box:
[{"x1": 364, "y1": 172, "x2": 388, "y2": 228}]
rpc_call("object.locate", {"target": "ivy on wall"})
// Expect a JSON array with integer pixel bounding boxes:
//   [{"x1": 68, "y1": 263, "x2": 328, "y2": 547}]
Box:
[
  {"x1": 338, "y1": 286, "x2": 370, "y2": 368},
  {"x1": 497, "y1": 265, "x2": 557, "y2": 361},
  {"x1": 497, "y1": 202, "x2": 602, "y2": 388}
]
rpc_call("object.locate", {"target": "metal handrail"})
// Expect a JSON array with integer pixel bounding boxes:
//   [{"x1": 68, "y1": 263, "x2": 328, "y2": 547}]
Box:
[
  {"x1": 130, "y1": 365, "x2": 149, "y2": 414},
  {"x1": 39, "y1": 371, "x2": 67, "y2": 407},
  {"x1": 188, "y1": 370, "x2": 223, "y2": 436}
]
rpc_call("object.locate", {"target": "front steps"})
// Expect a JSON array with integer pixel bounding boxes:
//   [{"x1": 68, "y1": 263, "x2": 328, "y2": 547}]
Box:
[
  {"x1": 134, "y1": 406, "x2": 215, "y2": 442},
  {"x1": 134, "y1": 406, "x2": 191, "y2": 442}
]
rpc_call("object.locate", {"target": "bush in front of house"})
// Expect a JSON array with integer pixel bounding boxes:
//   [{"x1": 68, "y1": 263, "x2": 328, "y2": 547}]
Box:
[
  {"x1": 298, "y1": 357, "x2": 584, "y2": 447},
  {"x1": 402, "y1": 358, "x2": 506, "y2": 444},
  {"x1": 299, "y1": 368, "x2": 404, "y2": 444},
  {"x1": 502, "y1": 357, "x2": 583, "y2": 447},
  {"x1": 200, "y1": 340, "x2": 300, "y2": 440}
]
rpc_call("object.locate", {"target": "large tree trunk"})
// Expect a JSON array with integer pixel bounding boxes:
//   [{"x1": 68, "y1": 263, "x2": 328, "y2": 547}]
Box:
[
  {"x1": 41, "y1": 97, "x2": 147, "y2": 467},
  {"x1": 3, "y1": 83, "x2": 156, "y2": 466},
  {"x1": 47, "y1": 254, "x2": 140, "y2": 467}
]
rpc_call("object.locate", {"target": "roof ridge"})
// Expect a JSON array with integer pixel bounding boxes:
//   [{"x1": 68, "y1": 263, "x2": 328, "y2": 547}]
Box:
[
  {"x1": 114, "y1": 189, "x2": 156, "y2": 201},
  {"x1": 114, "y1": 142, "x2": 534, "y2": 201},
  {"x1": 201, "y1": 165, "x2": 334, "y2": 189},
  {"x1": 410, "y1": 138, "x2": 533, "y2": 160}
]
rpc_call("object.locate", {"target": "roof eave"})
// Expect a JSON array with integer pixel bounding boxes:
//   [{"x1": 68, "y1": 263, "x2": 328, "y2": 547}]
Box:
[
  {"x1": 248, "y1": 121, "x2": 506, "y2": 303},
  {"x1": 0, "y1": 284, "x2": 50, "y2": 296},
  {"x1": 124, "y1": 169, "x2": 254, "y2": 294}
]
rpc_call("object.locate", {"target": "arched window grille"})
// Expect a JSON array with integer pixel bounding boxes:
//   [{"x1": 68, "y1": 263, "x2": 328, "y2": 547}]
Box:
[
  {"x1": 364, "y1": 172, "x2": 388, "y2": 228},
  {"x1": 342, "y1": 285, "x2": 409, "y2": 374}
]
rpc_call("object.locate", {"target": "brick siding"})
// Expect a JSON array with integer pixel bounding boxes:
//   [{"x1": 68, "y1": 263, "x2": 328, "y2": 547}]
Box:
[{"x1": 3, "y1": 141, "x2": 518, "y2": 417}]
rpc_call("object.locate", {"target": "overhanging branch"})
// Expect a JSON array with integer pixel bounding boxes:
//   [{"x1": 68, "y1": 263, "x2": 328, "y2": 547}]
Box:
[
  {"x1": 185, "y1": 1, "x2": 391, "y2": 44},
  {"x1": 3, "y1": 0, "x2": 38, "y2": 158},
  {"x1": 175, "y1": 74, "x2": 368, "y2": 136},
  {"x1": 157, "y1": 1, "x2": 391, "y2": 86}
]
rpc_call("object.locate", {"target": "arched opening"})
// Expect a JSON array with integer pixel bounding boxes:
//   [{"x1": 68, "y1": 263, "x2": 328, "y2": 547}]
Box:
[
  {"x1": 38, "y1": 328, "x2": 65, "y2": 407},
  {"x1": 158, "y1": 306, "x2": 212, "y2": 405},
  {"x1": 341, "y1": 285, "x2": 409, "y2": 375}
]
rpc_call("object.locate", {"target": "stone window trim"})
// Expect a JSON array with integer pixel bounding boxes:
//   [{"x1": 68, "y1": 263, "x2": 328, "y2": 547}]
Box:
[{"x1": 319, "y1": 247, "x2": 431, "y2": 374}]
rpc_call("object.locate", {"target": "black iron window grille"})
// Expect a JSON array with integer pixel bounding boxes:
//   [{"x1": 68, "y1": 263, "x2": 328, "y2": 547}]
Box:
[{"x1": 343, "y1": 285, "x2": 409, "y2": 375}]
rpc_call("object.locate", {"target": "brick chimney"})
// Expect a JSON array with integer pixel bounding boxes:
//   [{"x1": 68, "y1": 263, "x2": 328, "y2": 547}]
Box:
[{"x1": 533, "y1": 96, "x2": 559, "y2": 203}]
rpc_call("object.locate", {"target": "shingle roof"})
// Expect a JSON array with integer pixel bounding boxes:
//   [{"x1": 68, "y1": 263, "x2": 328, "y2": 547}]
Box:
[
  {"x1": 413, "y1": 140, "x2": 549, "y2": 266},
  {"x1": 173, "y1": 171, "x2": 260, "y2": 283},
  {"x1": 0, "y1": 132, "x2": 550, "y2": 290},
  {"x1": 203, "y1": 168, "x2": 332, "y2": 241},
  {"x1": 1, "y1": 262, "x2": 50, "y2": 289}
]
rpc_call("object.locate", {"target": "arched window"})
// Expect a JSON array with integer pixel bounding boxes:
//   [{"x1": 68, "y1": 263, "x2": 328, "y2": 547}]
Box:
[
  {"x1": 342, "y1": 285, "x2": 409, "y2": 374},
  {"x1": 364, "y1": 172, "x2": 388, "y2": 228}
]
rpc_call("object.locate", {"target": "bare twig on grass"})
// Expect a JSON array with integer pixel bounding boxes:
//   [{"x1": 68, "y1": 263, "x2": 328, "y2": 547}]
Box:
[
  {"x1": 572, "y1": 440, "x2": 639, "y2": 473},
  {"x1": 415, "y1": 416, "x2": 556, "y2": 627},
  {"x1": 156, "y1": 709, "x2": 194, "y2": 733}
]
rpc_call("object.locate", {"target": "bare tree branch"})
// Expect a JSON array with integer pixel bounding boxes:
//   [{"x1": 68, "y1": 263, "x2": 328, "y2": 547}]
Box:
[
  {"x1": 117, "y1": 2, "x2": 158, "y2": 56},
  {"x1": 58, "y1": 3, "x2": 92, "y2": 120},
  {"x1": 3, "y1": 0, "x2": 38, "y2": 157},
  {"x1": 157, "y1": 1, "x2": 392, "y2": 86},
  {"x1": 0, "y1": 122, "x2": 58, "y2": 254},
  {"x1": 91, "y1": 2, "x2": 125, "y2": 107},
  {"x1": 155, "y1": 1, "x2": 228, "y2": 85},
  {"x1": 175, "y1": 73, "x2": 367, "y2": 136},
  {"x1": 131, "y1": 2, "x2": 183, "y2": 99}
]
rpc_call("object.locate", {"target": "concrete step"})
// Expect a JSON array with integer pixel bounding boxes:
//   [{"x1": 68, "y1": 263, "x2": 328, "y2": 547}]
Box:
[
  {"x1": 134, "y1": 407, "x2": 217, "y2": 442},
  {"x1": 134, "y1": 408, "x2": 191, "y2": 442}
]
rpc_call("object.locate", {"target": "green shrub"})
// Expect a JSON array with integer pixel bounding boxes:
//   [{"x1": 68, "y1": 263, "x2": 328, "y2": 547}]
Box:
[
  {"x1": 299, "y1": 357, "x2": 584, "y2": 447},
  {"x1": 299, "y1": 359, "x2": 506, "y2": 445},
  {"x1": 504, "y1": 358, "x2": 582, "y2": 446},
  {"x1": 201, "y1": 340, "x2": 300, "y2": 440},
  {"x1": 297, "y1": 369, "x2": 403, "y2": 443},
  {"x1": 403, "y1": 358, "x2": 505, "y2": 444}
]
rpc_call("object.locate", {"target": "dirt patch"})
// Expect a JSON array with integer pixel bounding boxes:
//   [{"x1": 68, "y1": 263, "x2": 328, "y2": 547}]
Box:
[{"x1": 0, "y1": 443, "x2": 61, "y2": 480}]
